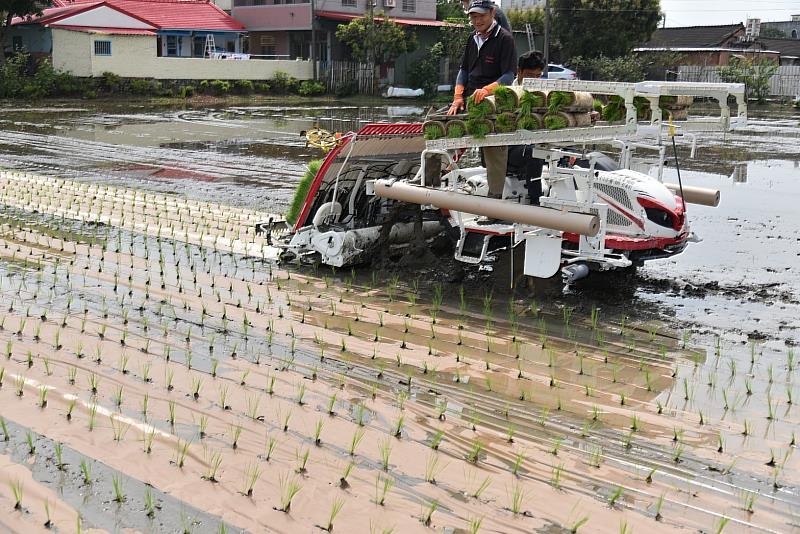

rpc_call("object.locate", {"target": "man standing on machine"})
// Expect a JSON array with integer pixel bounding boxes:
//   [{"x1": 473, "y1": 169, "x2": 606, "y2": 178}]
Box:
[{"x1": 447, "y1": 0, "x2": 517, "y2": 200}]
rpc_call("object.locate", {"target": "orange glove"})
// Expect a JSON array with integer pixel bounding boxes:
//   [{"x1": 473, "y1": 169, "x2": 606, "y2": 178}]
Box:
[
  {"x1": 447, "y1": 84, "x2": 465, "y2": 115},
  {"x1": 473, "y1": 82, "x2": 500, "y2": 104}
]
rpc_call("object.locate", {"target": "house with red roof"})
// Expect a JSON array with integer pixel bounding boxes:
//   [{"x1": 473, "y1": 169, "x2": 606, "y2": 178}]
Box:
[
  {"x1": 232, "y1": 0, "x2": 444, "y2": 61},
  {"x1": 5, "y1": 0, "x2": 312, "y2": 80}
]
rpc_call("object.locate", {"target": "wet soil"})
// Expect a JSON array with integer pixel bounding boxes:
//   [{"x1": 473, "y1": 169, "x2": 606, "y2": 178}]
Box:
[{"x1": 0, "y1": 101, "x2": 799, "y2": 533}]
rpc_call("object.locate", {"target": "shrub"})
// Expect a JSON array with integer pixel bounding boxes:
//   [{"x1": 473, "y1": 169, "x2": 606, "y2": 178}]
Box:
[
  {"x1": 83, "y1": 90, "x2": 98, "y2": 99},
  {"x1": 156, "y1": 82, "x2": 174, "y2": 97},
  {"x1": 407, "y1": 42, "x2": 444, "y2": 95},
  {"x1": 570, "y1": 55, "x2": 645, "y2": 82},
  {"x1": 234, "y1": 79, "x2": 254, "y2": 94},
  {"x1": 718, "y1": 57, "x2": 778, "y2": 104},
  {"x1": 335, "y1": 80, "x2": 357, "y2": 97},
  {"x1": 255, "y1": 82, "x2": 271, "y2": 93},
  {"x1": 199, "y1": 79, "x2": 210, "y2": 93},
  {"x1": 101, "y1": 71, "x2": 122, "y2": 93},
  {"x1": 271, "y1": 71, "x2": 299, "y2": 94},
  {"x1": 129, "y1": 79, "x2": 153, "y2": 95},
  {"x1": 179, "y1": 85, "x2": 195, "y2": 98},
  {"x1": 297, "y1": 80, "x2": 325, "y2": 96},
  {"x1": 209, "y1": 79, "x2": 231, "y2": 95},
  {"x1": 0, "y1": 54, "x2": 29, "y2": 98}
]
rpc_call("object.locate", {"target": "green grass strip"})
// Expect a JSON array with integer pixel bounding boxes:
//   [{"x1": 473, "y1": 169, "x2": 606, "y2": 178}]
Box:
[{"x1": 286, "y1": 159, "x2": 323, "y2": 225}]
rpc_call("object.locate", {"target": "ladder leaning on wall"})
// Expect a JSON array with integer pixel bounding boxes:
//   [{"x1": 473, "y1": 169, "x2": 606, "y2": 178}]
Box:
[{"x1": 204, "y1": 34, "x2": 216, "y2": 58}]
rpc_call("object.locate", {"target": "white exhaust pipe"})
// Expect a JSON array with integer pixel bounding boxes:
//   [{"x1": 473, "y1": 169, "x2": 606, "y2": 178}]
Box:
[{"x1": 374, "y1": 180, "x2": 600, "y2": 236}]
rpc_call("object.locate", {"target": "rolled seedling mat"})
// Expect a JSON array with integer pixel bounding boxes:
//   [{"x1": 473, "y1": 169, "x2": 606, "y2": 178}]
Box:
[
  {"x1": 659, "y1": 95, "x2": 694, "y2": 110},
  {"x1": 445, "y1": 119, "x2": 468, "y2": 138},
  {"x1": 543, "y1": 111, "x2": 592, "y2": 130},
  {"x1": 547, "y1": 90, "x2": 594, "y2": 113},
  {"x1": 517, "y1": 112, "x2": 543, "y2": 130},
  {"x1": 423, "y1": 120, "x2": 446, "y2": 140},
  {"x1": 466, "y1": 117, "x2": 495, "y2": 138},
  {"x1": 492, "y1": 86, "x2": 526, "y2": 113},
  {"x1": 494, "y1": 112, "x2": 518, "y2": 133},
  {"x1": 467, "y1": 94, "x2": 496, "y2": 118},
  {"x1": 519, "y1": 90, "x2": 548, "y2": 115}
]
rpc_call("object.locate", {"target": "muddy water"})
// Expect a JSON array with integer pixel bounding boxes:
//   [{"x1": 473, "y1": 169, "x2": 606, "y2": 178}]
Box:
[
  {"x1": 0, "y1": 103, "x2": 425, "y2": 214},
  {"x1": 1, "y1": 101, "x2": 799, "y2": 532}
]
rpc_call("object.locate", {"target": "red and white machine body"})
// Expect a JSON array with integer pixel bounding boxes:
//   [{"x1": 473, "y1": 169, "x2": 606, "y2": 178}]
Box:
[{"x1": 279, "y1": 80, "x2": 745, "y2": 285}]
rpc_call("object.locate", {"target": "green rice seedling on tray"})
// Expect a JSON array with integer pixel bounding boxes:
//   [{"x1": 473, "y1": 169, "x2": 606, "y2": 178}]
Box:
[
  {"x1": 466, "y1": 94, "x2": 494, "y2": 118},
  {"x1": 517, "y1": 113, "x2": 542, "y2": 130},
  {"x1": 492, "y1": 86, "x2": 519, "y2": 113},
  {"x1": 445, "y1": 119, "x2": 467, "y2": 138},
  {"x1": 286, "y1": 160, "x2": 323, "y2": 225},
  {"x1": 423, "y1": 121, "x2": 446, "y2": 140},
  {"x1": 519, "y1": 90, "x2": 546, "y2": 115},
  {"x1": 466, "y1": 118, "x2": 493, "y2": 139},
  {"x1": 494, "y1": 112, "x2": 518, "y2": 133}
]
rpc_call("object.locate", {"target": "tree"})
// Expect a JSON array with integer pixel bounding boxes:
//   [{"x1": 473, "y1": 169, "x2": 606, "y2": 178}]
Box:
[
  {"x1": 438, "y1": 21, "x2": 472, "y2": 81},
  {"x1": 717, "y1": 57, "x2": 778, "y2": 104},
  {"x1": 506, "y1": 7, "x2": 545, "y2": 32},
  {"x1": 760, "y1": 27, "x2": 786, "y2": 38},
  {"x1": 552, "y1": 0, "x2": 661, "y2": 59},
  {"x1": 436, "y1": 0, "x2": 466, "y2": 21},
  {"x1": 336, "y1": 11, "x2": 416, "y2": 90},
  {"x1": 1, "y1": 0, "x2": 49, "y2": 65}
]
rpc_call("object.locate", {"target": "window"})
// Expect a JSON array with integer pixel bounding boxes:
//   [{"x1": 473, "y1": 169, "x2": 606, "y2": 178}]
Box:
[
  {"x1": 12, "y1": 36, "x2": 23, "y2": 52},
  {"x1": 341, "y1": 0, "x2": 356, "y2": 6},
  {"x1": 260, "y1": 35, "x2": 277, "y2": 56},
  {"x1": 94, "y1": 40, "x2": 112, "y2": 56},
  {"x1": 401, "y1": 0, "x2": 415, "y2": 12},
  {"x1": 166, "y1": 35, "x2": 179, "y2": 56}
]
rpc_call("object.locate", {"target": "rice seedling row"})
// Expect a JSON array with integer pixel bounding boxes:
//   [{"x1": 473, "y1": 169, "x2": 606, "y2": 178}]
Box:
[{"x1": 0, "y1": 171, "x2": 795, "y2": 532}]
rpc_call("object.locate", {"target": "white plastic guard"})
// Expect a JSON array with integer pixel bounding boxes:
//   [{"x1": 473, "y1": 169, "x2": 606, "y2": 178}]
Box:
[{"x1": 523, "y1": 229, "x2": 563, "y2": 278}]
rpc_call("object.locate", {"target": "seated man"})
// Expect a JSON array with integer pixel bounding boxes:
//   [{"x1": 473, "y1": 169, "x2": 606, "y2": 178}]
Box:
[{"x1": 508, "y1": 51, "x2": 546, "y2": 203}]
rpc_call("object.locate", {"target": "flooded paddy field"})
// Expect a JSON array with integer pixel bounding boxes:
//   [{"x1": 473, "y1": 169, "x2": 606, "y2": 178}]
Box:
[{"x1": 0, "y1": 101, "x2": 799, "y2": 533}]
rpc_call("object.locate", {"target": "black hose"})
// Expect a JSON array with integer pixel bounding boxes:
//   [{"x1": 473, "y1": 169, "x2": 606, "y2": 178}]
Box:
[{"x1": 671, "y1": 135, "x2": 686, "y2": 214}]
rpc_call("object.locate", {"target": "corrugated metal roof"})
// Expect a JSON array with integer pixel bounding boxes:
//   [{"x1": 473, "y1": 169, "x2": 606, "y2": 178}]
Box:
[
  {"x1": 640, "y1": 24, "x2": 744, "y2": 49},
  {"x1": 16, "y1": 0, "x2": 245, "y2": 31}
]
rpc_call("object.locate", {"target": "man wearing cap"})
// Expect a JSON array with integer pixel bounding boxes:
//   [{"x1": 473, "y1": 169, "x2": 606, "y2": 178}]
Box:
[
  {"x1": 460, "y1": 0, "x2": 511, "y2": 32},
  {"x1": 448, "y1": 0, "x2": 517, "y2": 200}
]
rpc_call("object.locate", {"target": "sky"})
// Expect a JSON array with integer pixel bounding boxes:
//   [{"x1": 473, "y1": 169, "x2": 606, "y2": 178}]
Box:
[{"x1": 659, "y1": 0, "x2": 798, "y2": 27}]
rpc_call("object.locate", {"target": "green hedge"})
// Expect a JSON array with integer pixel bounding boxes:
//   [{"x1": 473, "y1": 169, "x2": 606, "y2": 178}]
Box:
[{"x1": 0, "y1": 55, "x2": 327, "y2": 100}]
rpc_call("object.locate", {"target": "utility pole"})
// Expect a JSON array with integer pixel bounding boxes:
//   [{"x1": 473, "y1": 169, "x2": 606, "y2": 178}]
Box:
[
  {"x1": 311, "y1": 0, "x2": 318, "y2": 80},
  {"x1": 543, "y1": 0, "x2": 550, "y2": 76}
]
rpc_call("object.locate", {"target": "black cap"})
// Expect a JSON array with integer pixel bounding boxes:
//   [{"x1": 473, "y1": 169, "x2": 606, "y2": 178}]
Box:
[{"x1": 467, "y1": 0, "x2": 495, "y2": 14}]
